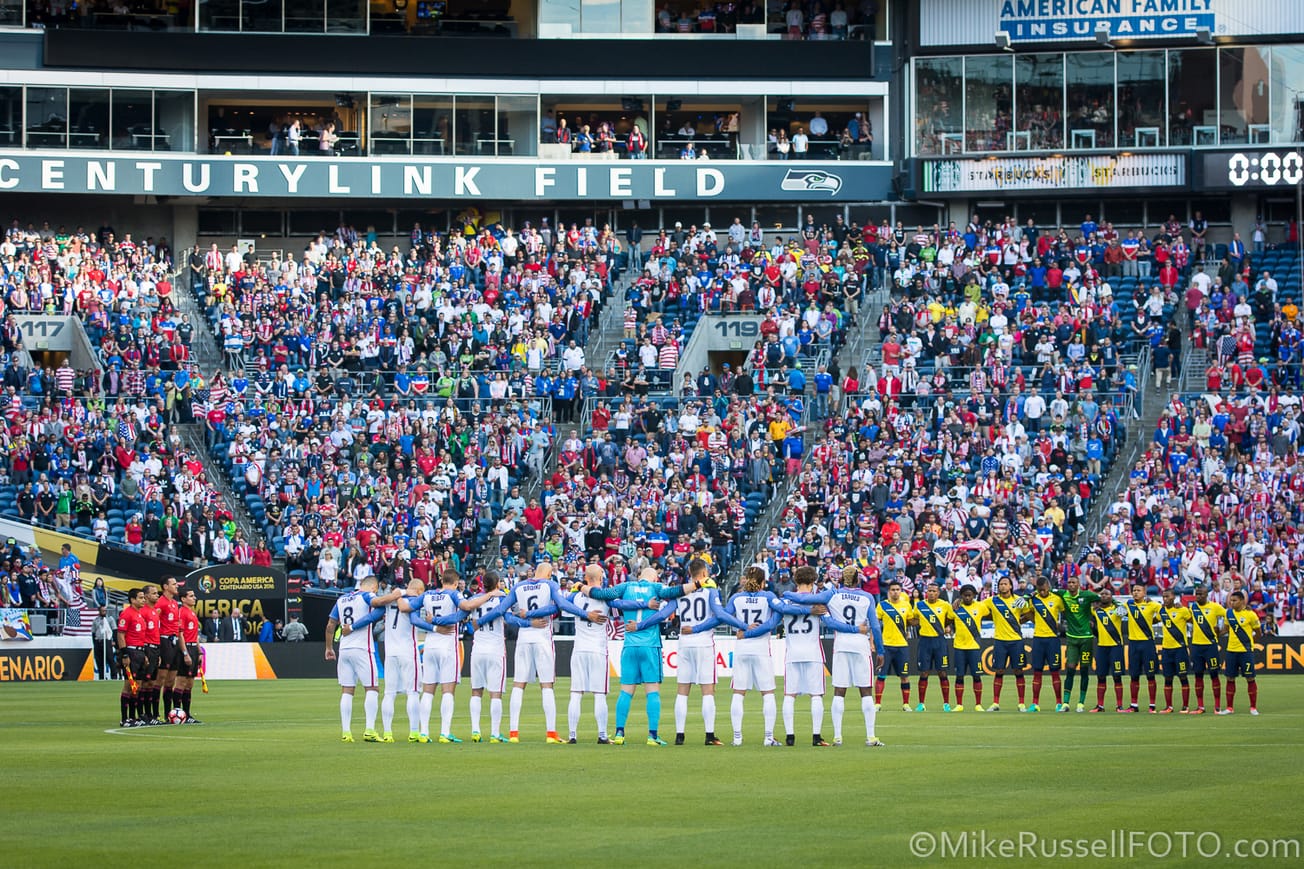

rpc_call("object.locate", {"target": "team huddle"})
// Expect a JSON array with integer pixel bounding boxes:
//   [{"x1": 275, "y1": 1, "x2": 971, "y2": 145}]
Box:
[
  {"x1": 114, "y1": 577, "x2": 206, "y2": 727},
  {"x1": 324, "y1": 560, "x2": 1267, "y2": 746}
]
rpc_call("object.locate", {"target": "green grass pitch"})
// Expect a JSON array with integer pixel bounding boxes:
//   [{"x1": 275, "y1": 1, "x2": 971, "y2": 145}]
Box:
[{"x1": 5, "y1": 678, "x2": 1302, "y2": 867}]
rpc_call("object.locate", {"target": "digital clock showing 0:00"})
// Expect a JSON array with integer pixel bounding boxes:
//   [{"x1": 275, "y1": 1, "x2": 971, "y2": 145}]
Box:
[{"x1": 1227, "y1": 151, "x2": 1304, "y2": 186}]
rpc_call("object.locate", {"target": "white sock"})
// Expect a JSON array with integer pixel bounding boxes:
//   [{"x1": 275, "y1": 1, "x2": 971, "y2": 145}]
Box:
[
  {"x1": 340, "y1": 693, "x2": 353, "y2": 733},
  {"x1": 731, "y1": 694, "x2": 744, "y2": 738},
  {"x1": 811, "y1": 696, "x2": 824, "y2": 736},
  {"x1": 542, "y1": 687, "x2": 557, "y2": 733},
  {"x1": 595, "y1": 696, "x2": 608, "y2": 738},
  {"x1": 702, "y1": 694, "x2": 716, "y2": 734},
  {"x1": 470, "y1": 695, "x2": 482, "y2": 734},
  {"x1": 381, "y1": 692, "x2": 395, "y2": 732},
  {"x1": 831, "y1": 695, "x2": 845, "y2": 742},
  {"x1": 440, "y1": 692, "x2": 454, "y2": 736},
  {"x1": 568, "y1": 692, "x2": 582, "y2": 738},
  {"x1": 782, "y1": 695, "x2": 795, "y2": 737},
  {"x1": 674, "y1": 694, "x2": 688, "y2": 734},
  {"x1": 762, "y1": 693, "x2": 776, "y2": 738},
  {"x1": 490, "y1": 697, "x2": 503, "y2": 735},
  {"x1": 509, "y1": 687, "x2": 523, "y2": 732},
  {"x1": 419, "y1": 692, "x2": 434, "y2": 735},
  {"x1": 363, "y1": 691, "x2": 378, "y2": 731},
  {"x1": 862, "y1": 695, "x2": 877, "y2": 739},
  {"x1": 405, "y1": 694, "x2": 420, "y2": 733}
]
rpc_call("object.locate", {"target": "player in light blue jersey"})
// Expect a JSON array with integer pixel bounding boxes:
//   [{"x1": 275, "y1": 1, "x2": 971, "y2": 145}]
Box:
[{"x1": 583, "y1": 566, "x2": 702, "y2": 746}]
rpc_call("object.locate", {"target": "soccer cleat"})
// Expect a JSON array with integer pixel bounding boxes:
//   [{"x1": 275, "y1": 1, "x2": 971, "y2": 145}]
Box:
[
  {"x1": 833, "y1": 738, "x2": 843, "y2": 746},
  {"x1": 439, "y1": 734, "x2": 463, "y2": 744},
  {"x1": 545, "y1": 734, "x2": 564, "y2": 745},
  {"x1": 1054, "y1": 703, "x2": 1065, "y2": 712},
  {"x1": 471, "y1": 732, "x2": 482, "y2": 743},
  {"x1": 1076, "y1": 704, "x2": 1085, "y2": 713},
  {"x1": 674, "y1": 734, "x2": 686, "y2": 746},
  {"x1": 646, "y1": 737, "x2": 667, "y2": 746},
  {"x1": 612, "y1": 735, "x2": 626, "y2": 745},
  {"x1": 974, "y1": 704, "x2": 986, "y2": 712},
  {"x1": 489, "y1": 734, "x2": 508, "y2": 743},
  {"x1": 416, "y1": 734, "x2": 432, "y2": 744},
  {"x1": 902, "y1": 704, "x2": 913, "y2": 712},
  {"x1": 1216, "y1": 708, "x2": 1234, "y2": 715},
  {"x1": 873, "y1": 704, "x2": 881, "y2": 712},
  {"x1": 942, "y1": 703, "x2": 952, "y2": 713},
  {"x1": 363, "y1": 730, "x2": 381, "y2": 742},
  {"x1": 953, "y1": 704, "x2": 964, "y2": 712},
  {"x1": 597, "y1": 737, "x2": 611, "y2": 744},
  {"x1": 380, "y1": 732, "x2": 395, "y2": 743},
  {"x1": 763, "y1": 737, "x2": 783, "y2": 747},
  {"x1": 1249, "y1": 708, "x2": 1259, "y2": 716},
  {"x1": 785, "y1": 734, "x2": 796, "y2": 747},
  {"x1": 1089, "y1": 706, "x2": 1104, "y2": 713},
  {"x1": 915, "y1": 703, "x2": 926, "y2": 712},
  {"x1": 1148, "y1": 707, "x2": 1158, "y2": 714},
  {"x1": 705, "y1": 735, "x2": 723, "y2": 746},
  {"x1": 866, "y1": 737, "x2": 886, "y2": 747},
  {"x1": 987, "y1": 704, "x2": 999, "y2": 713},
  {"x1": 184, "y1": 717, "x2": 204, "y2": 725},
  {"x1": 1117, "y1": 707, "x2": 1131, "y2": 713},
  {"x1": 508, "y1": 730, "x2": 520, "y2": 742},
  {"x1": 1158, "y1": 707, "x2": 1174, "y2": 714},
  {"x1": 1022, "y1": 704, "x2": 1033, "y2": 713},
  {"x1": 341, "y1": 732, "x2": 354, "y2": 743},
  {"x1": 409, "y1": 732, "x2": 420, "y2": 743},
  {"x1": 508, "y1": 735, "x2": 521, "y2": 744},
  {"x1": 1190, "y1": 707, "x2": 1205, "y2": 715},
  {"x1": 731, "y1": 738, "x2": 743, "y2": 746},
  {"x1": 567, "y1": 737, "x2": 578, "y2": 744},
  {"x1": 813, "y1": 736, "x2": 830, "y2": 747}
]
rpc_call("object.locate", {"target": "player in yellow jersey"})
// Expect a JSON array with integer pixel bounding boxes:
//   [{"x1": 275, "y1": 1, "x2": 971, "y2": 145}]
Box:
[
  {"x1": 911, "y1": 582, "x2": 954, "y2": 712},
  {"x1": 987, "y1": 576, "x2": 1031, "y2": 712},
  {"x1": 1217, "y1": 591, "x2": 1262, "y2": 716},
  {"x1": 875, "y1": 580, "x2": 914, "y2": 712},
  {"x1": 950, "y1": 584, "x2": 987, "y2": 711},
  {"x1": 1027, "y1": 577, "x2": 1066, "y2": 712},
  {"x1": 1124, "y1": 583, "x2": 1161, "y2": 713},
  {"x1": 1089, "y1": 588, "x2": 1127, "y2": 712},
  {"x1": 1157, "y1": 588, "x2": 1192, "y2": 713},
  {"x1": 1188, "y1": 584, "x2": 1226, "y2": 714}
]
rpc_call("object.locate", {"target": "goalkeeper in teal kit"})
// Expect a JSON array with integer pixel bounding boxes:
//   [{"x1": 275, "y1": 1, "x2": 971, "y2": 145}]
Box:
[{"x1": 583, "y1": 567, "x2": 706, "y2": 745}]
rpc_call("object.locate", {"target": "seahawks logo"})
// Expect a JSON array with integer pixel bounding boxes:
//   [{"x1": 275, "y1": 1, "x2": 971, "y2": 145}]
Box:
[{"x1": 780, "y1": 169, "x2": 843, "y2": 195}]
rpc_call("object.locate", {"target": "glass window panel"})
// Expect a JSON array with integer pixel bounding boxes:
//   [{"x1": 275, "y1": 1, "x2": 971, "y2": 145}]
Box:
[
  {"x1": 1117, "y1": 50, "x2": 1166, "y2": 148},
  {"x1": 1146, "y1": 199, "x2": 1186, "y2": 230},
  {"x1": 289, "y1": 209, "x2": 341, "y2": 236},
  {"x1": 240, "y1": 211, "x2": 285, "y2": 236},
  {"x1": 1064, "y1": 52, "x2": 1113, "y2": 149},
  {"x1": 1014, "y1": 53, "x2": 1062, "y2": 151},
  {"x1": 413, "y1": 96, "x2": 453, "y2": 156},
  {"x1": 963, "y1": 54, "x2": 1012, "y2": 153},
  {"x1": 1200, "y1": 199, "x2": 1230, "y2": 224},
  {"x1": 68, "y1": 89, "x2": 110, "y2": 150},
  {"x1": 914, "y1": 57, "x2": 962, "y2": 156},
  {"x1": 754, "y1": 205, "x2": 799, "y2": 232},
  {"x1": 326, "y1": 0, "x2": 364, "y2": 32},
  {"x1": 580, "y1": 0, "x2": 618, "y2": 31},
  {"x1": 200, "y1": 0, "x2": 242, "y2": 31},
  {"x1": 539, "y1": 0, "x2": 579, "y2": 26},
  {"x1": 0, "y1": 87, "x2": 20, "y2": 149},
  {"x1": 1269, "y1": 45, "x2": 1304, "y2": 143},
  {"x1": 497, "y1": 95, "x2": 536, "y2": 157},
  {"x1": 26, "y1": 87, "x2": 68, "y2": 149},
  {"x1": 243, "y1": 0, "x2": 282, "y2": 31},
  {"x1": 154, "y1": 90, "x2": 194, "y2": 153},
  {"x1": 112, "y1": 90, "x2": 154, "y2": 151},
  {"x1": 1168, "y1": 48, "x2": 1216, "y2": 146},
  {"x1": 370, "y1": 94, "x2": 412, "y2": 155},
  {"x1": 621, "y1": 0, "x2": 651, "y2": 34},
  {"x1": 198, "y1": 210, "x2": 238, "y2": 235},
  {"x1": 284, "y1": 0, "x2": 322, "y2": 31},
  {"x1": 1218, "y1": 47, "x2": 1271, "y2": 145},
  {"x1": 1103, "y1": 199, "x2": 1144, "y2": 227},
  {"x1": 454, "y1": 96, "x2": 495, "y2": 157}
]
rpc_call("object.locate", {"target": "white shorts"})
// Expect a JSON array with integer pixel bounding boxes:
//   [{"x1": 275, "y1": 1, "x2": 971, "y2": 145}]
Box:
[
  {"x1": 731, "y1": 653, "x2": 775, "y2": 693},
  {"x1": 470, "y1": 648, "x2": 507, "y2": 693},
  {"x1": 831, "y1": 650, "x2": 874, "y2": 689},
  {"x1": 784, "y1": 660, "x2": 826, "y2": 696},
  {"x1": 422, "y1": 642, "x2": 461, "y2": 686},
  {"x1": 337, "y1": 647, "x2": 377, "y2": 689},
  {"x1": 513, "y1": 641, "x2": 556, "y2": 684},
  {"x1": 570, "y1": 650, "x2": 609, "y2": 694},
  {"x1": 384, "y1": 647, "x2": 420, "y2": 695},
  {"x1": 676, "y1": 644, "x2": 718, "y2": 686}
]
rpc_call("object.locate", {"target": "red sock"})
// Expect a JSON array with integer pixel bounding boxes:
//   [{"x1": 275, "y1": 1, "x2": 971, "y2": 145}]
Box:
[
  {"x1": 973, "y1": 680, "x2": 983, "y2": 705},
  {"x1": 1212, "y1": 676, "x2": 1222, "y2": 710},
  {"x1": 1129, "y1": 681, "x2": 1140, "y2": 706},
  {"x1": 1195, "y1": 679, "x2": 1205, "y2": 707},
  {"x1": 954, "y1": 683, "x2": 965, "y2": 706},
  {"x1": 1051, "y1": 672, "x2": 1062, "y2": 701},
  {"x1": 1015, "y1": 676, "x2": 1026, "y2": 705},
  {"x1": 1096, "y1": 682, "x2": 1107, "y2": 706},
  {"x1": 1113, "y1": 681, "x2": 1124, "y2": 707},
  {"x1": 1032, "y1": 672, "x2": 1042, "y2": 703},
  {"x1": 1181, "y1": 681, "x2": 1190, "y2": 709},
  {"x1": 1247, "y1": 681, "x2": 1258, "y2": 708},
  {"x1": 993, "y1": 676, "x2": 1003, "y2": 703},
  {"x1": 900, "y1": 682, "x2": 911, "y2": 705},
  {"x1": 1164, "y1": 684, "x2": 1173, "y2": 707},
  {"x1": 1147, "y1": 678, "x2": 1157, "y2": 707},
  {"x1": 918, "y1": 678, "x2": 928, "y2": 704},
  {"x1": 874, "y1": 679, "x2": 884, "y2": 706},
  {"x1": 1225, "y1": 680, "x2": 1236, "y2": 709},
  {"x1": 939, "y1": 676, "x2": 951, "y2": 704}
]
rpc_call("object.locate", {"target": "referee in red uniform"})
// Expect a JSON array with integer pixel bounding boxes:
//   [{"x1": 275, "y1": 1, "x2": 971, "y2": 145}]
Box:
[
  {"x1": 154, "y1": 577, "x2": 183, "y2": 717},
  {"x1": 173, "y1": 587, "x2": 204, "y2": 723},
  {"x1": 115, "y1": 589, "x2": 147, "y2": 726}
]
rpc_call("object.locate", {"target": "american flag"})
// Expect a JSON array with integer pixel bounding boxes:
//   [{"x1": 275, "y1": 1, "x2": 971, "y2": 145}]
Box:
[
  {"x1": 61, "y1": 571, "x2": 91, "y2": 637},
  {"x1": 117, "y1": 417, "x2": 137, "y2": 442}
]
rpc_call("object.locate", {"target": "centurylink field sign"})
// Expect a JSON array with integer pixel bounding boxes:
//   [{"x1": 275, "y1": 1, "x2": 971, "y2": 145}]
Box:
[{"x1": 0, "y1": 155, "x2": 889, "y2": 201}]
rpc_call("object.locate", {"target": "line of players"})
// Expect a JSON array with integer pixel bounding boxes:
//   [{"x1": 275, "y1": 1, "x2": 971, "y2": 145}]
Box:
[
  {"x1": 872, "y1": 575, "x2": 1264, "y2": 716},
  {"x1": 325, "y1": 560, "x2": 890, "y2": 747},
  {"x1": 113, "y1": 577, "x2": 205, "y2": 727}
]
